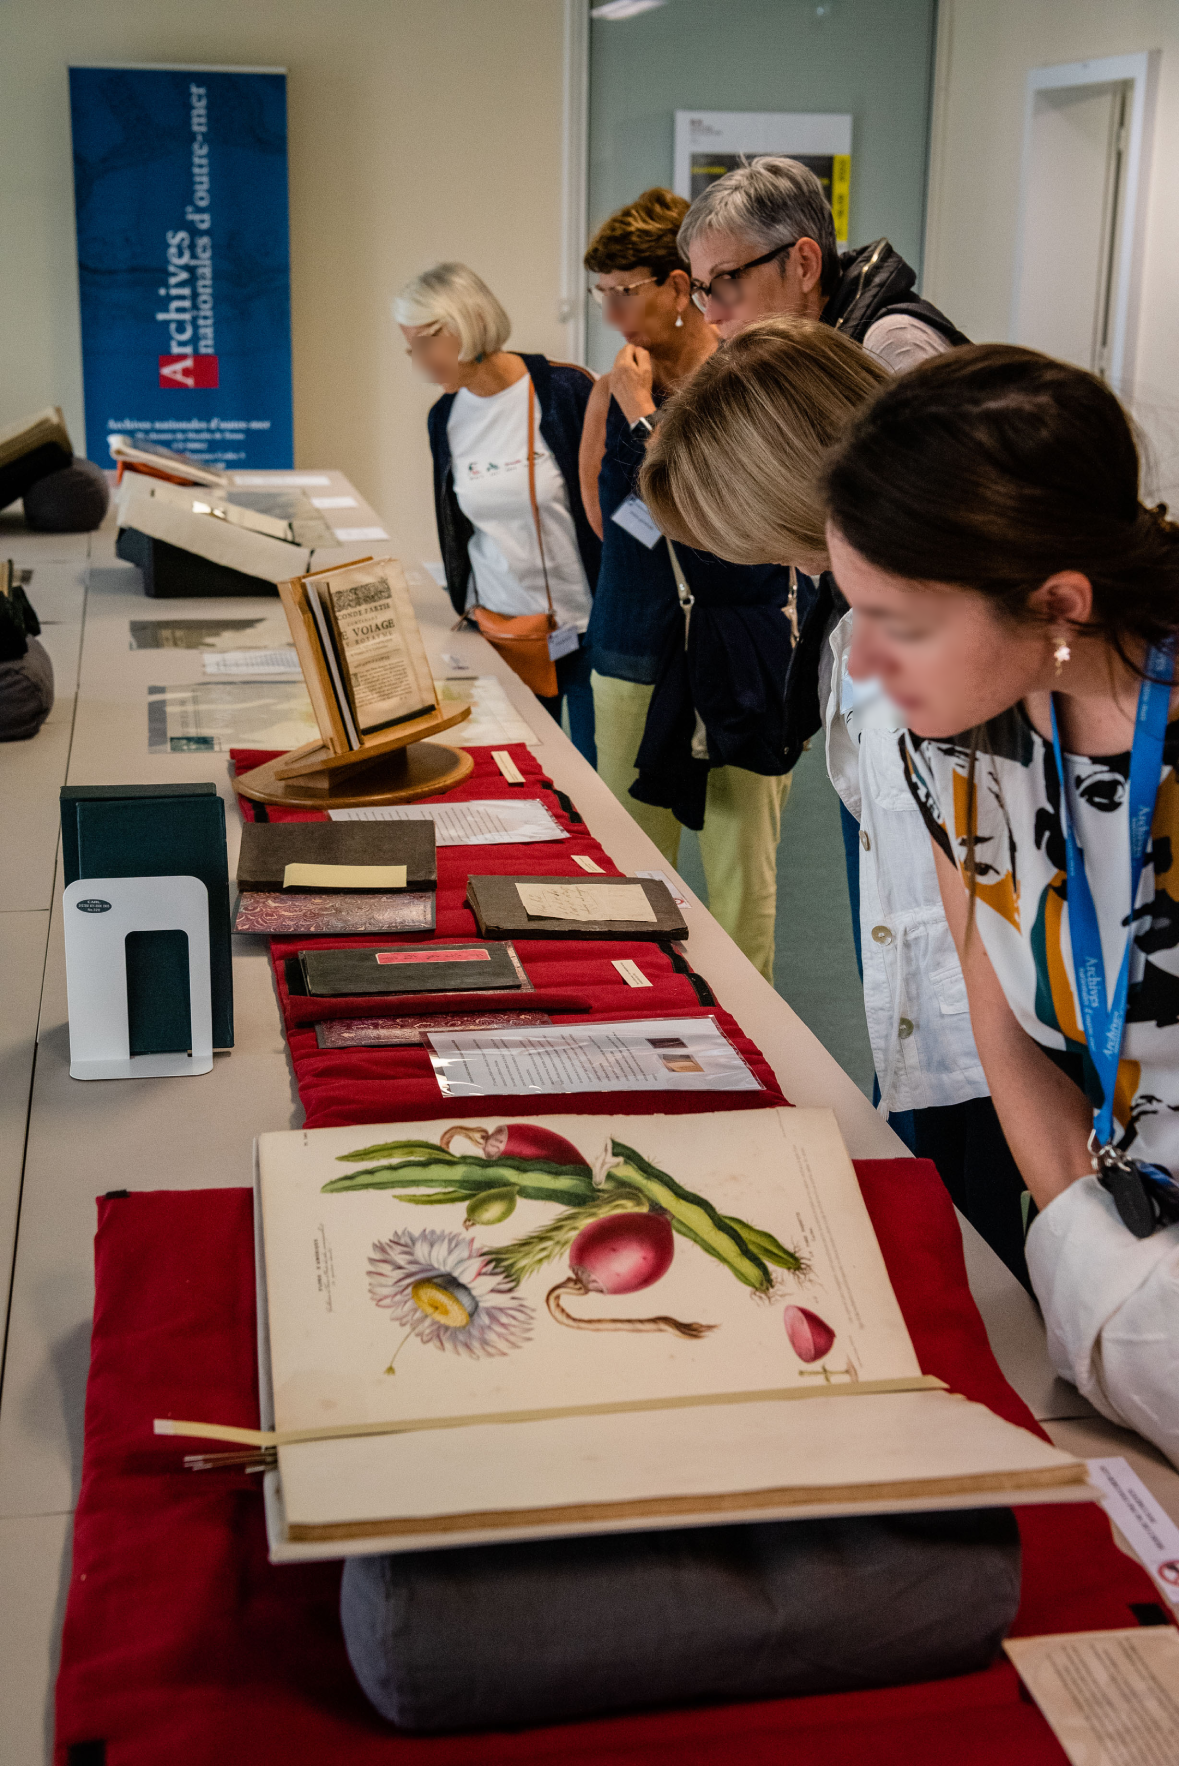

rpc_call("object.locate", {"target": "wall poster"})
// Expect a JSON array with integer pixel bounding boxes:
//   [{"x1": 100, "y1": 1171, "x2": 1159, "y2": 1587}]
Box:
[
  {"x1": 68, "y1": 66, "x2": 294, "y2": 471},
  {"x1": 673, "y1": 111, "x2": 852, "y2": 249}
]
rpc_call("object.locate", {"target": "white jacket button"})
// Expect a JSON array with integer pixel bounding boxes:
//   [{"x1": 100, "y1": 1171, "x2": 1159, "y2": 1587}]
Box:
[
  {"x1": 898, "y1": 1016, "x2": 914, "y2": 1039},
  {"x1": 871, "y1": 924, "x2": 893, "y2": 945},
  {"x1": 859, "y1": 830, "x2": 871, "y2": 850}
]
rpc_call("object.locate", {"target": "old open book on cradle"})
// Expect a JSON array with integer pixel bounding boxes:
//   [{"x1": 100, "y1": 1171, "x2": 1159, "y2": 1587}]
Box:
[{"x1": 242, "y1": 1107, "x2": 1089, "y2": 1560}]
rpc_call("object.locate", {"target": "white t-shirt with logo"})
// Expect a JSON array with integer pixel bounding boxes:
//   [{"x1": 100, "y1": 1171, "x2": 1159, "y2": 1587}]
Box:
[{"x1": 447, "y1": 374, "x2": 592, "y2": 633}]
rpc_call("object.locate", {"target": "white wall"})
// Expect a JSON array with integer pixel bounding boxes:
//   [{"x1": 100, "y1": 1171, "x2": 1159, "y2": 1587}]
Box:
[
  {"x1": 924, "y1": 0, "x2": 1179, "y2": 504},
  {"x1": 0, "y1": 0, "x2": 572, "y2": 560}
]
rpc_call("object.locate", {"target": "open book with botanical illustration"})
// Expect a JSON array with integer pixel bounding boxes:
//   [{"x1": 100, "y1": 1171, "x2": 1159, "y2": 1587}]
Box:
[{"x1": 254, "y1": 1108, "x2": 1085, "y2": 1550}]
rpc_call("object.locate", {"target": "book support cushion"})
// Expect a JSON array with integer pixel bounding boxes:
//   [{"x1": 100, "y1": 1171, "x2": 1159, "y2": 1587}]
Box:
[
  {"x1": 0, "y1": 636, "x2": 54, "y2": 740},
  {"x1": 22, "y1": 457, "x2": 110, "y2": 532},
  {"x1": 341, "y1": 1509, "x2": 1022, "y2": 1732}
]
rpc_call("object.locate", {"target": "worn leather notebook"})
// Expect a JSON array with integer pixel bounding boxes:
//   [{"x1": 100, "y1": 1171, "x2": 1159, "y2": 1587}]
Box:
[
  {"x1": 60, "y1": 783, "x2": 233, "y2": 1053},
  {"x1": 237, "y1": 820, "x2": 437, "y2": 893},
  {"x1": 467, "y1": 874, "x2": 688, "y2": 942},
  {"x1": 297, "y1": 941, "x2": 526, "y2": 998}
]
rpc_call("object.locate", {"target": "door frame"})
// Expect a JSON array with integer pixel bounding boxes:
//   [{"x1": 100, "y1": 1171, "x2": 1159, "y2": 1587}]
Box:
[
  {"x1": 561, "y1": 0, "x2": 591, "y2": 364},
  {"x1": 1010, "y1": 51, "x2": 1158, "y2": 393}
]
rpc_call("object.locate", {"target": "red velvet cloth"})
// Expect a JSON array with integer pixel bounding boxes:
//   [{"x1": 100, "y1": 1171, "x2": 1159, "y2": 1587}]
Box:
[
  {"x1": 234, "y1": 748, "x2": 787, "y2": 1127},
  {"x1": 55, "y1": 1168, "x2": 1162, "y2": 1765}
]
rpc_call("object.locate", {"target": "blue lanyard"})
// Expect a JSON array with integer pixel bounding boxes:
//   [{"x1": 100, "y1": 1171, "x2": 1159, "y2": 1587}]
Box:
[{"x1": 1048, "y1": 642, "x2": 1174, "y2": 1148}]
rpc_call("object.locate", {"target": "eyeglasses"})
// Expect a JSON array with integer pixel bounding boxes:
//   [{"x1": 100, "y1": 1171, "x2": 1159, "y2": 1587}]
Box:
[
  {"x1": 590, "y1": 276, "x2": 659, "y2": 307},
  {"x1": 690, "y1": 242, "x2": 796, "y2": 311}
]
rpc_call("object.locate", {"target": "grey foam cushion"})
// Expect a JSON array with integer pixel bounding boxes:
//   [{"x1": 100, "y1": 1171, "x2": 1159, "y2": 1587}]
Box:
[
  {"x1": 340, "y1": 1508, "x2": 1022, "y2": 1732},
  {"x1": 23, "y1": 458, "x2": 110, "y2": 532},
  {"x1": 0, "y1": 636, "x2": 54, "y2": 740}
]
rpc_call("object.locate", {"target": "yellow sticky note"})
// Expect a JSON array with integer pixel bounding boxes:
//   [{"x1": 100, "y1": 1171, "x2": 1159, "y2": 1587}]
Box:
[{"x1": 282, "y1": 863, "x2": 407, "y2": 891}]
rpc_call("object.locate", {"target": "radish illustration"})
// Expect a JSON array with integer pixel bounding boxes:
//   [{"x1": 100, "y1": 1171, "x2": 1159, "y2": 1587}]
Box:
[
  {"x1": 546, "y1": 1213, "x2": 715, "y2": 1339},
  {"x1": 439, "y1": 1123, "x2": 590, "y2": 1169},
  {"x1": 571, "y1": 1212, "x2": 674, "y2": 1292},
  {"x1": 783, "y1": 1305, "x2": 836, "y2": 1363}
]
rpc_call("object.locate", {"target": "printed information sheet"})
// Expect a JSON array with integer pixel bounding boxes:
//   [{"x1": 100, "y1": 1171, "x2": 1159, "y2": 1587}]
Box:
[
  {"x1": 203, "y1": 648, "x2": 301, "y2": 678},
  {"x1": 425, "y1": 1016, "x2": 762, "y2": 1097},
  {"x1": 329, "y1": 799, "x2": 567, "y2": 846},
  {"x1": 436, "y1": 676, "x2": 538, "y2": 746},
  {"x1": 1004, "y1": 1628, "x2": 1179, "y2": 1765},
  {"x1": 146, "y1": 680, "x2": 318, "y2": 752}
]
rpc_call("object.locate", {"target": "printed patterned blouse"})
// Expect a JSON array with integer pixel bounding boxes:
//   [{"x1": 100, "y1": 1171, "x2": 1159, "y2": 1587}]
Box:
[{"x1": 903, "y1": 708, "x2": 1179, "y2": 1174}]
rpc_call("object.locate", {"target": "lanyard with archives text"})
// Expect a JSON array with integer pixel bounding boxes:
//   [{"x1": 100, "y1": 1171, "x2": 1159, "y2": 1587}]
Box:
[{"x1": 1048, "y1": 639, "x2": 1179, "y2": 1235}]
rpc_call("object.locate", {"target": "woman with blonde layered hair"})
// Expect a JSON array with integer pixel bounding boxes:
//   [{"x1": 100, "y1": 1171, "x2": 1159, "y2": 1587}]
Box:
[
  {"x1": 643, "y1": 316, "x2": 1031, "y2": 1288},
  {"x1": 641, "y1": 314, "x2": 886, "y2": 568}
]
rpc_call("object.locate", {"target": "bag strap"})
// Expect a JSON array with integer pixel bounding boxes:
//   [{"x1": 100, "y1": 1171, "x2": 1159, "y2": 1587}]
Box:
[
  {"x1": 665, "y1": 537, "x2": 694, "y2": 650},
  {"x1": 526, "y1": 376, "x2": 556, "y2": 627}
]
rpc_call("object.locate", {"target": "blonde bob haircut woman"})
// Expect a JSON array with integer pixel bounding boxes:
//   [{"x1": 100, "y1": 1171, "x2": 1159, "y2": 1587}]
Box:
[
  {"x1": 392, "y1": 261, "x2": 511, "y2": 364},
  {"x1": 641, "y1": 315, "x2": 889, "y2": 568}
]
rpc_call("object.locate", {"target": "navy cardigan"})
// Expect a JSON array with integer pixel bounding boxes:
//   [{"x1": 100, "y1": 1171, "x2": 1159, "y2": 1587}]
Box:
[{"x1": 426, "y1": 354, "x2": 602, "y2": 619}]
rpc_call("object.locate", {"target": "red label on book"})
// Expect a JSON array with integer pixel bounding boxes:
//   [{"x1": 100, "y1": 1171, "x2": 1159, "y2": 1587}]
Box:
[
  {"x1": 159, "y1": 354, "x2": 219, "y2": 389},
  {"x1": 375, "y1": 948, "x2": 492, "y2": 965}
]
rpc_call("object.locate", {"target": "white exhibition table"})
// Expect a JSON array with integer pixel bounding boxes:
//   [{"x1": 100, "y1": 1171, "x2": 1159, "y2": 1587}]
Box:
[{"x1": 0, "y1": 482, "x2": 1176, "y2": 1763}]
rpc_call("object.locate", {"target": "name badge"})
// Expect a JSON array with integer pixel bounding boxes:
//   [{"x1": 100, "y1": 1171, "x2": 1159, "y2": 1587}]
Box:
[
  {"x1": 611, "y1": 493, "x2": 663, "y2": 550},
  {"x1": 547, "y1": 623, "x2": 581, "y2": 661}
]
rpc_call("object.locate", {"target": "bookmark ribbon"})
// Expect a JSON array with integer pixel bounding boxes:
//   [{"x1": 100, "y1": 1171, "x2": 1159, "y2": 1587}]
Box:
[{"x1": 154, "y1": 1374, "x2": 951, "y2": 1450}]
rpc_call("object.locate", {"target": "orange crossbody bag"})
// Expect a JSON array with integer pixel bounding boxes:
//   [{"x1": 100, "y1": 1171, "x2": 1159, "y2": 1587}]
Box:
[{"x1": 467, "y1": 376, "x2": 560, "y2": 699}]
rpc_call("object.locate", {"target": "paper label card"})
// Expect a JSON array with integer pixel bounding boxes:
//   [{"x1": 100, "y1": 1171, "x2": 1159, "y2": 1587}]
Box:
[
  {"x1": 492, "y1": 750, "x2": 525, "y2": 783},
  {"x1": 613, "y1": 958, "x2": 653, "y2": 987},
  {"x1": 611, "y1": 493, "x2": 664, "y2": 549},
  {"x1": 573, "y1": 854, "x2": 606, "y2": 873},
  {"x1": 547, "y1": 624, "x2": 581, "y2": 661},
  {"x1": 1088, "y1": 1457, "x2": 1179, "y2": 1605},
  {"x1": 282, "y1": 863, "x2": 406, "y2": 892},
  {"x1": 1004, "y1": 1628, "x2": 1179, "y2": 1765},
  {"x1": 636, "y1": 868, "x2": 690, "y2": 909},
  {"x1": 517, "y1": 882, "x2": 657, "y2": 923}
]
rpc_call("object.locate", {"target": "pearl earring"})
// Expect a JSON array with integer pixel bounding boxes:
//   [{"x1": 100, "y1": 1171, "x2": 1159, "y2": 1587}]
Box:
[
  {"x1": 675, "y1": 314, "x2": 683, "y2": 328},
  {"x1": 1053, "y1": 637, "x2": 1071, "y2": 677}
]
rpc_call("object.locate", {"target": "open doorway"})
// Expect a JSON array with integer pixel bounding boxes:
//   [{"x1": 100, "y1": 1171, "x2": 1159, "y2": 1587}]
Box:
[{"x1": 1011, "y1": 52, "x2": 1157, "y2": 393}]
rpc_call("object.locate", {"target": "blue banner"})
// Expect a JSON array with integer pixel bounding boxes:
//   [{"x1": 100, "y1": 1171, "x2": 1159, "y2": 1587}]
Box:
[{"x1": 68, "y1": 66, "x2": 293, "y2": 470}]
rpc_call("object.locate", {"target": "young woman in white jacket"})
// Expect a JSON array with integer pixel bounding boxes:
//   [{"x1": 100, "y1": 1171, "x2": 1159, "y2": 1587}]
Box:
[{"x1": 824, "y1": 344, "x2": 1179, "y2": 1470}]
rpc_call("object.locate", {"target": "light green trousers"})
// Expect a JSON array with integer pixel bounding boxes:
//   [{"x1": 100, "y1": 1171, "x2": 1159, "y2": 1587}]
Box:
[{"x1": 591, "y1": 671, "x2": 791, "y2": 983}]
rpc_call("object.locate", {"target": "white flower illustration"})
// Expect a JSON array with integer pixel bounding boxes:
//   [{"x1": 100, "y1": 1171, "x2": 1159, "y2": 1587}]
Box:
[{"x1": 367, "y1": 1227, "x2": 533, "y2": 1359}]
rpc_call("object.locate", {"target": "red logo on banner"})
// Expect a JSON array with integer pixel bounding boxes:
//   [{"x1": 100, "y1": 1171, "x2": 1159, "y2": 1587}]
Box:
[{"x1": 158, "y1": 355, "x2": 219, "y2": 389}]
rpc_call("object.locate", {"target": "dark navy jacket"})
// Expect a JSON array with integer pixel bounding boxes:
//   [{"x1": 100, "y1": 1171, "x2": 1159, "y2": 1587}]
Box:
[{"x1": 427, "y1": 354, "x2": 601, "y2": 619}]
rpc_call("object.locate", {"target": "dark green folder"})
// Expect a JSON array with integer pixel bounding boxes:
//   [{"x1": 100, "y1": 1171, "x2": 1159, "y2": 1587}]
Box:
[{"x1": 60, "y1": 783, "x2": 234, "y2": 1053}]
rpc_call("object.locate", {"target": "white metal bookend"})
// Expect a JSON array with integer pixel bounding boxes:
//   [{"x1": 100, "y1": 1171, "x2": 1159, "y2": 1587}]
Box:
[{"x1": 63, "y1": 875, "x2": 213, "y2": 1080}]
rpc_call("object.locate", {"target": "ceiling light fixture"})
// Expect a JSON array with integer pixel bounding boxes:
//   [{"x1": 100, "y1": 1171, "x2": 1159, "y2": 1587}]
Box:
[{"x1": 590, "y1": 1, "x2": 666, "y2": 19}]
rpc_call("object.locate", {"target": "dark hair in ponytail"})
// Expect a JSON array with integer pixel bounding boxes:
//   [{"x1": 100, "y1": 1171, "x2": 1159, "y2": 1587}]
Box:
[{"x1": 822, "y1": 344, "x2": 1179, "y2": 677}]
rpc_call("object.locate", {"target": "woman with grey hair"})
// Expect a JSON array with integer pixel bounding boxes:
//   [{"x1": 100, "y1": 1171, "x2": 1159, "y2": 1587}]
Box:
[
  {"x1": 679, "y1": 155, "x2": 965, "y2": 369},
  {"x1": 395, "y1": 262, "x2": 600, "y2": 762}
]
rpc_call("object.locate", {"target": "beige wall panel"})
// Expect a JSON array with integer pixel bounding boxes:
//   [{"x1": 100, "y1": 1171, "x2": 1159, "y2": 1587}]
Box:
[
  {"x1": 0, "y1": 0, "x2": 569, "y2": 562},
  {"x1": 924, "y1": 0, "x2": 1179, "y2": 503}
]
